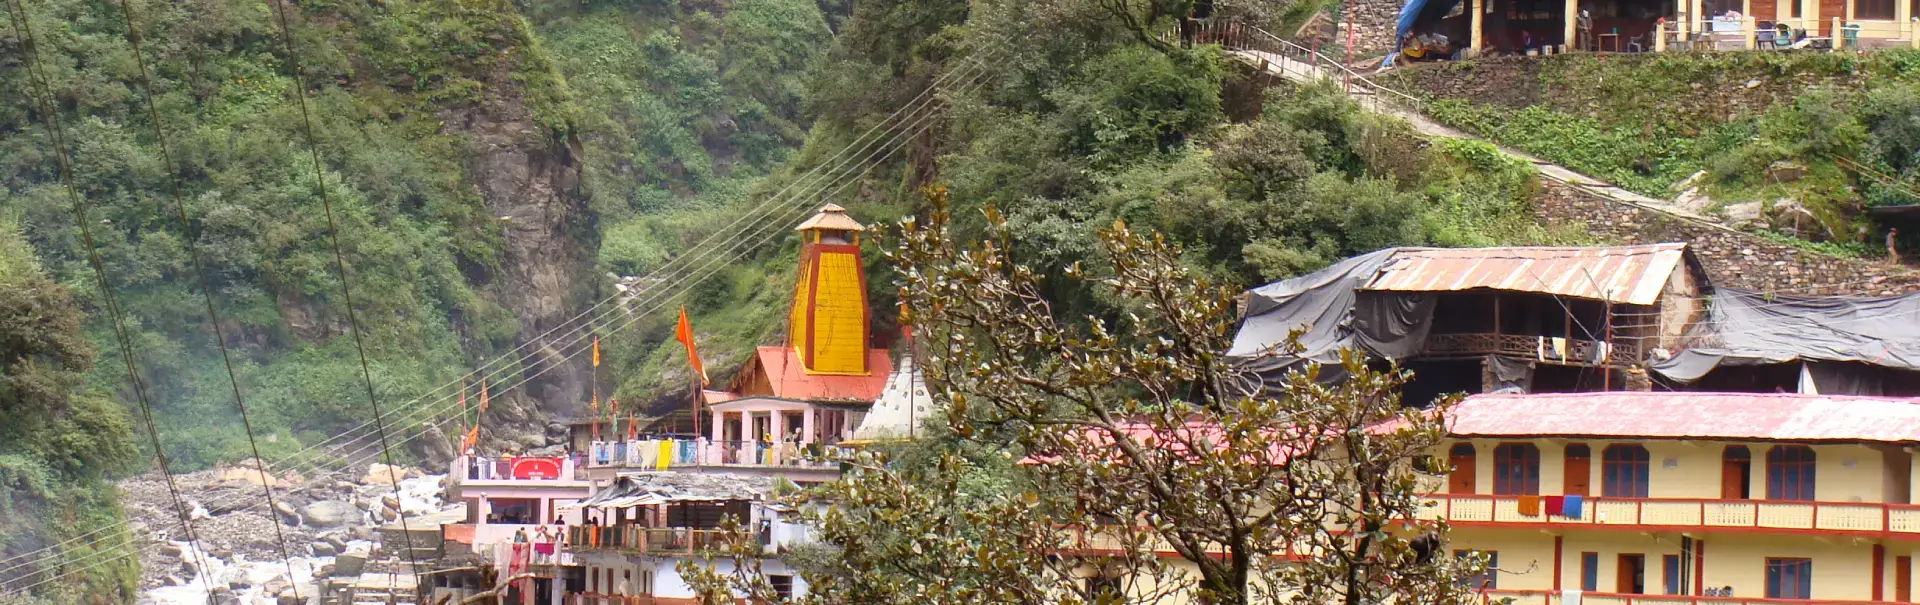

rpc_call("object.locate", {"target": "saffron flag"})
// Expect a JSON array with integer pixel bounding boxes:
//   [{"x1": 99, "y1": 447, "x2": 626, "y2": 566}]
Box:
[
  {"x1": 675, "y1": 306, "x2": 708, "y2": 386},
  {"x1": 478, "y1": 378, "x2": 489, "y2": 415},
  {"x1": 591, "y1": 336, "x2": 600, "y2": 368}
]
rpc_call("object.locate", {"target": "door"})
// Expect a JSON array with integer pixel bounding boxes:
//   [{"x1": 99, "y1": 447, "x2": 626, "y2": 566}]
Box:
[
  {"x1": 1449, "y1": 443, "x2": 1478, "y2": 494},
  {"x1": 1898, "y1": 556, "x2": 1912, "y2": 603},
  {"x1": 1750, "y1": 0, "x2": 1778, "y2": 19},
  {"x1": 1818, "y1": 0, "x2": 1843, "y2": 33},
  {"x1": 1617, "y1": 554, "x2": 1646, "y2": 594},
  {"x1": 1722, "y1": 446, "x2": 1752, "y2": 500},
  {"x1": 1565, "y1": 444, "x2": 1591, "y2": 496}
]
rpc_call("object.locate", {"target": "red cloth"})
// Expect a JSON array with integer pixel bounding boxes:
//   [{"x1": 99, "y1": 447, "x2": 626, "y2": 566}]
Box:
[
  {"x1": 1545, "y1": 495, "x2": 1566, "y2": 516},
  {"x1": 534, "y1": 542, "x2": 555, "y2": 555}
]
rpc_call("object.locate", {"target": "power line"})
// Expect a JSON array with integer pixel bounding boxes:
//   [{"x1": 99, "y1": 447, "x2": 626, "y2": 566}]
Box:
[
  {"x1": 110, "y1": 0, "x2": 305, "y2": 598},
  {"x1": 259, "y1": 0, "x2": 426, "y2": 586},
  {"x1": 0, "y1": 53, "x2": 993, "y2": 589},
  {"x1": 1, "y1": 0, "x2": 218, "y2": 601}
]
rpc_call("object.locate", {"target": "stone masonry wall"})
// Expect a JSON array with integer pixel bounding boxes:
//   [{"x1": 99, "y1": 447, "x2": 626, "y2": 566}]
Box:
[
  {"x1": 1336, "y1": 0, "x2": 1405, "y2": 58},
  {"x1": 1536, "y1": 181, "x2": 1920, "y2": 296}
]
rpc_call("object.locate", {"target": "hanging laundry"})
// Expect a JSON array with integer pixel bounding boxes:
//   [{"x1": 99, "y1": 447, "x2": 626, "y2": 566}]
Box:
[
  {"x1": 655, "y1": 440, "x2": 672, "y2": 470},
  {"x1": 637, "y1": 440, "x2": 657, "y2": 468},
  {"x1": 1518, "y1": 495, "x2": 1541, "y2": 516},
  {"x1": 1550, "y1": 337, "x2": 1568, "y2": 360},
  {"x1": 1562, "y1": 495, "x2": 1583, "y2": 519},
  {"x1": 1544, "y1": 495, "x2": 1566, "y2": 516}
]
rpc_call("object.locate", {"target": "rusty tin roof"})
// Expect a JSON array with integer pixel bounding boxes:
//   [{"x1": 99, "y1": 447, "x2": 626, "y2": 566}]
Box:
[{"x1": 1362, "y1": 243, "x2": 1688, "y2": 305}]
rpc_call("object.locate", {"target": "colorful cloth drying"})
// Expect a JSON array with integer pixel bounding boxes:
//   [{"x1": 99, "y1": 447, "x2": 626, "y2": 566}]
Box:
[
  {"x1": 1545, "y1": 495, "x2": 1566, "y2": 516},
  {"x1": 655, "y1": 440, "x2": 672, "y2": 470},
  {"x1": 1563, "y1": 495, "x2": 1583, "y2": 519},
  {"x1": 1518, "y1": 495, "x2": 1542, "y2": 516}
]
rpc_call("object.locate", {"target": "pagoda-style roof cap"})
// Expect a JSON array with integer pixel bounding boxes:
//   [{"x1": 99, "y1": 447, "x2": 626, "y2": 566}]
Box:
[{"x1": 794, "y1": 203, "x2": 866, "y2": 232}]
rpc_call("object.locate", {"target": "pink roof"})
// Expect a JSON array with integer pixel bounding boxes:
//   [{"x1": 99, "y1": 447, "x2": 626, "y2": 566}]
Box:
[
  {"x1": 1019, "y1": 421, "x2": 1305, "y2": 466},
  {"x1": 1449, "y1": 392, "x2": 1920, "y2": 443},
  {"x1": 749, "y1": 346, "x2": 892, "y2": 402}
]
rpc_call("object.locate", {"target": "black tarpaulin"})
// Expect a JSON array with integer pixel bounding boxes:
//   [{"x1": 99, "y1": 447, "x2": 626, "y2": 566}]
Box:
[
  {"x1": 1652, "y1": 288, "x2": 1920, "y2": 382},
  {"x1": 1229, "y1": 250, "x2": 1435, "y2": 381}
]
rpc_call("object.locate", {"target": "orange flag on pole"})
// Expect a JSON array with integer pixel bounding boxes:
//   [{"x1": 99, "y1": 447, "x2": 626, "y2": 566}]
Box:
[
  {"x1": 675, "y1": 306, "x2": 709, "y2": 386},
  {"x1": 591, "y1": 336, "x2": 600, "y2": 368}
]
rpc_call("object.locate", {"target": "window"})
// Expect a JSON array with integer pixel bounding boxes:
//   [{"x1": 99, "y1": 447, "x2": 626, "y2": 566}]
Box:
[
  {"x1": 1492, "y1": 443, "x2": 1540, "y2": 495},
  {"x1": 1767, "y1": 446, "x2": 1817, "y2": 501},
  {"x1": 1581, "y1": 552, "x2": 1599, "y2": 591},
  {"x1": 1663, "y1": 555, "x2": 1683, "y2": 594},
  {"x1": 1857, "y1": 0, "x2": 1896, "y2": 19},
  {"x1": 1455, "y1": 550, "x2": 1498, "y2": 590},
  {"x1": 1766, "y1": 558, "x2": 1813, "y2": 599},
  {"x1": 770, "y1": 574, "x2": 796, "y2": 600},
  {"x1": 1792, "y1": 0, "x2": 1803, "y2": 17},
  {"x1": 1602, "y1": 444, "x2": 1651, "y2": 498}
]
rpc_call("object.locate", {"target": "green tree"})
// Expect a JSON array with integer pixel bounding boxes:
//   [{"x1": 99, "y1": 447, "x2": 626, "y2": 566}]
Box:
[
  {"x1": 0, "y1": 222, "x2": 142, "y2": 602},
  {"x1": 680, "y1": 193, "x2": 1481, "y2": 605}
]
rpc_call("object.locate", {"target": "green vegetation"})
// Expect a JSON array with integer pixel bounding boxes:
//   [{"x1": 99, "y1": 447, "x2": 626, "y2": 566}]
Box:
[
  {"x1": 1394, "y1": 51, "x2": 1920, "y2": 253},
  {"x1": 0, "y1": 223, "x2": 141, "y2": 601}
]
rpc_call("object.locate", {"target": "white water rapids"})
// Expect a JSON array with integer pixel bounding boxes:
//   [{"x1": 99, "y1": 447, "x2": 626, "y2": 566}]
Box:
[{"x1": 140, "y1": 474, "x2": 450, "y2": 605}]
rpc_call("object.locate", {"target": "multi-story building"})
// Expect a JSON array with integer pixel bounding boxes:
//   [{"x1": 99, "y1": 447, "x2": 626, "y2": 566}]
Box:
[
  {"x1": 1426, "y1": 391, "x2": 1920, "y2": 604},
  {"x1": 561, "y1": 472, "x2": 814, "y2": 604},
  {"x1": 426, "y1": 454, "x2": 593, "y2": 605},
  {"x1": 1230, "y1": 243, "x2": 1920, "y2": 401}
]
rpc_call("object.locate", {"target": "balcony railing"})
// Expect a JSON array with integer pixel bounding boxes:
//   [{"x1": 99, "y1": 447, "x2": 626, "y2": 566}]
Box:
[
  {"x1": 1422, "y1": 333, "x2": 1641, "y2": 368},
  {"x1": 565, "y1": 526, "x2": 758, "y2": 556},
  {"x1": 1423, "y1": 494, "x2": 1920, "y2": 535},
  {"x1": 585, "y1": 439, "x2": 851, "y2": 470},
  {"x1": 1483, "y1": 589, "x2": 1881, "y2": 605}
]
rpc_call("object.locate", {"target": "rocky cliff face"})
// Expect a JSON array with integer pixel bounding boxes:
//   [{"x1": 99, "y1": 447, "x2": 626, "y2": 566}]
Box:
[{"x1": 441, "y1": 22, "x2": 601, "y2": 451}]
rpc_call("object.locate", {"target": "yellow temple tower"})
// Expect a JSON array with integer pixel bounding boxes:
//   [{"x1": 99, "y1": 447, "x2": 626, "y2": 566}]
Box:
[{"x1": 787, "y1": 204, "x2": 871, "y2": 375}]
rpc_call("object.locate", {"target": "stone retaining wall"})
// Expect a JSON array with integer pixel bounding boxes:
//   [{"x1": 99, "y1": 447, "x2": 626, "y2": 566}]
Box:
[{"x1": 1535, "y1": 181, "x2": 1920, "y2": 296}]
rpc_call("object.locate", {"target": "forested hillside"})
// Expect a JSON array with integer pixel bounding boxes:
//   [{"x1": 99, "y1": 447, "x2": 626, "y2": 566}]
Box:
[{"x1": 5, "y1": 0, "x2": 1577, "y2": 598}]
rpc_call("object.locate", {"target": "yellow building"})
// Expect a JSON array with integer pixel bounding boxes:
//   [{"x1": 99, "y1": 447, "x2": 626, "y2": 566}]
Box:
[{"x1": 1429, "y1": 392, "x2": 1920, "y2": 604}]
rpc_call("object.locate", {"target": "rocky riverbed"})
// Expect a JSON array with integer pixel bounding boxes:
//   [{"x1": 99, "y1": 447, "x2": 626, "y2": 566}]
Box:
[{"x1": 118, "y1": 462, "x2": 452, "y2": 605}]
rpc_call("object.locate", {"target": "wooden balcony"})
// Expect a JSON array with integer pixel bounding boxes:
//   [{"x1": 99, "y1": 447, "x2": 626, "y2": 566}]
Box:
[
  {"x1": 566, "y1": 526, "x2": 759, "y2": 556},
  {"x1": 1422, "y1": 333, "x2": 1641, "y2": 368},
  {"x1": 1422, "y1": 494, "x2": 1920, "y2": 537}
]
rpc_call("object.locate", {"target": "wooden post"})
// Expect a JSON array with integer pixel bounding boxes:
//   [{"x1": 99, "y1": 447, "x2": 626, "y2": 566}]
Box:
[
  {"x1": 1745, "y1": 15, "x2": 1758, "y2": 48},
  {"x1": 1565, "y1": 0, "x2": 1579, "y2": 50},
  {"x1": 1834, "y1": 16, "x2": 1844, "y2": 44},
  {"x1": 1472, "y1": 0, "x2": 1486, "y2": 53},
  {"x1": 1656, "y1": 21, "x2": 1669, "y2": 50}
]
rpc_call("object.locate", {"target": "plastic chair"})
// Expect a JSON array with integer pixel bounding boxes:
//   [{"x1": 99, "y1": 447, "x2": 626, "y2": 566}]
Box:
[{"x1": 1842, "y1": 23, "x2": 1861, "y2": 48}]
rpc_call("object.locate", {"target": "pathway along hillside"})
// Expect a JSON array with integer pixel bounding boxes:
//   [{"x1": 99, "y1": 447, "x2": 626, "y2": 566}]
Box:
[{"x1": 1214, "y1": 32, "x2": 1919, "y2": 295}]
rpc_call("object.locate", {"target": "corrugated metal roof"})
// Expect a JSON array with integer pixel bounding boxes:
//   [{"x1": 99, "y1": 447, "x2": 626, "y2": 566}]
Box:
[
  {"x1": 1448, "y1": 392, "x2": 1920, "y2": 443},
  {"x1": 1362, "y1": 243, "x2": 1687, "y2": 305}
]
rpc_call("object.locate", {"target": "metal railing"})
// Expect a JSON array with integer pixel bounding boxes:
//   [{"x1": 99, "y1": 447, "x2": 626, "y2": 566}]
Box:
[
  {"x1": 1181, "y1": 20, "x2": 1428, "y2": 109},
  {"x1": 1424, "y1": 493, "x2": 1920, "y2": 536},
  {"x1": 585, "y1": 439, "x2": 851, "y2": 469}
]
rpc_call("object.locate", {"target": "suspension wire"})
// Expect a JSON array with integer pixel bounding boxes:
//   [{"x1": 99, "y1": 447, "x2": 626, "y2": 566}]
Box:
[
  {"x1": 0, "y1": 51, "x2": 995, "y2": 586},
  {"x1": 1, "y1": 0, "x2": 218, "y2": 601},
  {"x1": 108, "y1": 0, "x2": 308, "y2": 598},
  {"x1": 261, "y1": 0, "x2": 427, "y2": 585}
]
